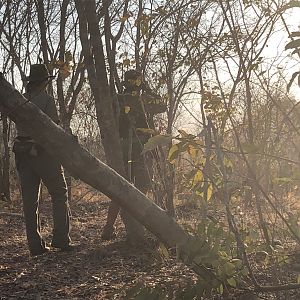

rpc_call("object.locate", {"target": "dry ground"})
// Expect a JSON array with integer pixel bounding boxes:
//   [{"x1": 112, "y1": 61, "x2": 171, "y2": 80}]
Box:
[
  {"x1": 1, "y1": 183, "x2": 300, "y2": 299},
  {"x1": 0, "y1": 183, "x2": 198, "y2": 299}
]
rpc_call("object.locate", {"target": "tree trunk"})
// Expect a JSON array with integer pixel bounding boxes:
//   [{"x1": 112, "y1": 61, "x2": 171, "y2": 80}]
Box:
[
  {"x1": 0, "y1": 126, "x2": 3, "y2": 199},
  {"x1": 1, "y1": 116, "x2": 10, "y2": 202},
  {"x1": 75, "y1": 0, "x2": 144, "y2": 243},
  {"x1": 166, "y1": 120, "x2": 175, "y2": 217}
]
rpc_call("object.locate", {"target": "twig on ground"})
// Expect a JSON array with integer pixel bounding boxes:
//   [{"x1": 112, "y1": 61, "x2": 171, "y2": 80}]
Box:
[{"x1": 0, "y1": 211, "x2": 23, "y2": 217}]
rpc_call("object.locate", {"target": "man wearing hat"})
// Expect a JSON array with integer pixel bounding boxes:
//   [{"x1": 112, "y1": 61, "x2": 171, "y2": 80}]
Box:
[
  {"x1": 101, "y1": 70, "x2": 166, "y2": 241},
  {"x1": 13, "y1": 64, "x2": 72, "y2": 256}
]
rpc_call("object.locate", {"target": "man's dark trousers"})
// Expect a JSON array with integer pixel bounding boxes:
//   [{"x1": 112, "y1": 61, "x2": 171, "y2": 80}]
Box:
[{"x1": 16, "y1": 149, "x2": 70, "y2": 253}]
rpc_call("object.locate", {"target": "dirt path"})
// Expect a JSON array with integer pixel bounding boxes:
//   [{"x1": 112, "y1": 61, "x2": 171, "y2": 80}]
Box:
[{"x1": 0, "y1": 186, "x2": 196, "y2": 299}]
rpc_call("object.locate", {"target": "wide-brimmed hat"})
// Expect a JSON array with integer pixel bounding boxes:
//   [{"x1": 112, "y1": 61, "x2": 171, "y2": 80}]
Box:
[
  {"x1": 123, "y1": 69, "x2": 143, "y2": 90},
  {"x1": 25, "y1": 64, "x2": 55, "y2": 82}
]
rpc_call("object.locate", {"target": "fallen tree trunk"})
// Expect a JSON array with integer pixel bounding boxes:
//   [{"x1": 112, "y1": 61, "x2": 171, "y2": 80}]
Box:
[{"x1": 0, "y1": 73, "x2": 214, "y2": 279}]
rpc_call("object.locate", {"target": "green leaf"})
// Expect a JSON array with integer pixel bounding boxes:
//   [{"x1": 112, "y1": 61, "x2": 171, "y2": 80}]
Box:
[
  {"x1": 223, "y1": 262, "x2": 236, "y2": 276},
  {"x1": 285, "y1": 39, "x2": 300, "y2": 50},
  {"x1": 142, "y1": 134, "x2": 172, "y2": 153},
  {"x1": 168, "y1": 144, "x2": 179, "y2": 163},
  {"x1": 227, "y1": 278, "x2": 237, "y2": 287},
  {"x1": 218, "y1": 284, "x2": 224, "y2": 294},
  {"x1": 207, "y1": 184, "x2": 213, "y2": 201},
  {"x1": 297, "y1": 274, "x2": 300, "y2": 283},
  {"x1": 158, "y1": 242, "x2": 170, "y2": 259},
  {"x1": 192, "y1": 170, "x2": 203, "y2": 187}
]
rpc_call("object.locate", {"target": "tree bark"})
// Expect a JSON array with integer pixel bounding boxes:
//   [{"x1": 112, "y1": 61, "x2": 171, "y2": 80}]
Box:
[
  {"x1": 35, "y1": 0, "x2": 50, "y2": 63},
  {"x1": 75, "y1": 0, "x2": 145, "y2": 242},
  {"x1": 1, "y1": 116, "x2": 10, "y2": 202}
]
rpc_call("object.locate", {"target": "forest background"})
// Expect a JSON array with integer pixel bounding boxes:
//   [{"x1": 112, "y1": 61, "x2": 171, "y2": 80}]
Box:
[{"x1": 1, "y1": 0, "x2": 300, "y2": 299}]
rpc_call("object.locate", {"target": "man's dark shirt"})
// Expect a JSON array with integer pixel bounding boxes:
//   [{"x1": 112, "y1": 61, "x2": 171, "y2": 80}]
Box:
[{"x1": 16, "y1": 90, "x2": 59, "y2": 137}]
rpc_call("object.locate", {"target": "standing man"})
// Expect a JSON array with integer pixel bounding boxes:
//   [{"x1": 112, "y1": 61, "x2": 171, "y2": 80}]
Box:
[
  {"x1": 13, "y1": 64, "x2": 72, "y2": 256},
  {"x1": 101, "y1": 70, "x2": 166, "y2": 241}
]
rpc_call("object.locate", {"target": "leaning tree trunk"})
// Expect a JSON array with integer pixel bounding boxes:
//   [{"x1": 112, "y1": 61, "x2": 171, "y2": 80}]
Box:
[{"x1": 0, "y1": 73, "x2": 215, "y2": 280}]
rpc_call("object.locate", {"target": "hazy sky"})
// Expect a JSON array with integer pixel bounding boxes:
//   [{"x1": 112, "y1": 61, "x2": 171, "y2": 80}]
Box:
[{"x1": 268, "y1": 9, "x2": 300, "y2": 100}]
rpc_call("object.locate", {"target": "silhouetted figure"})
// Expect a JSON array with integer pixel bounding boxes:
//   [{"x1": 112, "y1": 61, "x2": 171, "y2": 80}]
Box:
[
  {"x1": 101, "y1": 70, "x2": 166, "y2": 241},
  {"x1": 13, "y1": 64, "x2": 72, "y2": 256}
]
